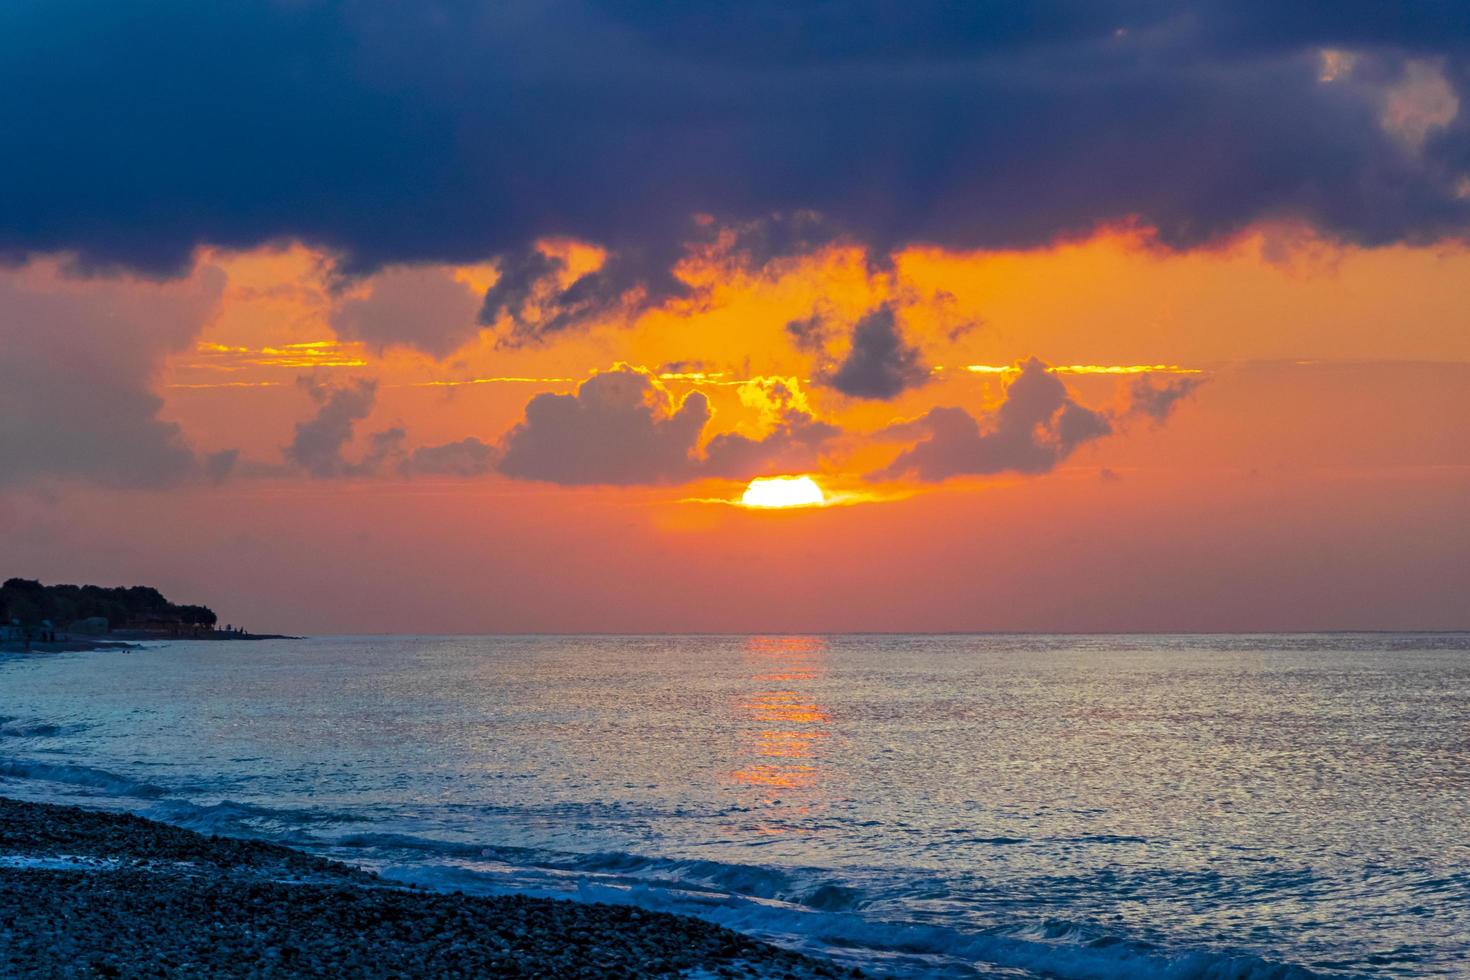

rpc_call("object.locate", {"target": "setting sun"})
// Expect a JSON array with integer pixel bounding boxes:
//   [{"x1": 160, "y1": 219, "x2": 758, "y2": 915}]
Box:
[
  {"x1": 740, "y1": 476, "x2": 826, "y2": 509},
  {"x1": 4, "y1": 5, "x2": 1470, "y2": 978}
]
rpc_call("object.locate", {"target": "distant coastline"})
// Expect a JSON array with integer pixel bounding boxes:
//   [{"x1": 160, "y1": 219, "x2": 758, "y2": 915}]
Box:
[{"x1": 0, "y1": 577, "x2": 295, "y2": 653}]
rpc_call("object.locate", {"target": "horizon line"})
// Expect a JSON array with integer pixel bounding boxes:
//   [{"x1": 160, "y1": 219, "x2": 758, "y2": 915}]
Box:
[{"x1": 269, "y1": 628, "x2": 1470, "y2": 638}]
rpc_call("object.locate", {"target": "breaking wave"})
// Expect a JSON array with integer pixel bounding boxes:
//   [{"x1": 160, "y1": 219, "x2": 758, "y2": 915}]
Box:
[
  {"x1": 0, "y1": 759, "x2": 169, "y2": 799},
  {"x1": 322, "y1": 830, "x2": 1325, "y2": 979},
  {"x1": 0, "y1": 751, "x2": 1327, "y2": 978},
  {"x1": 0, "y1": 716, "x2": 79, "y2": 738}
]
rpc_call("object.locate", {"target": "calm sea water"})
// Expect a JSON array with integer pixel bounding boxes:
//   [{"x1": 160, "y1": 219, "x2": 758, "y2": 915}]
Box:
[{"x1": 1, "y1": 635, "x2": 1467, "y2": 977}]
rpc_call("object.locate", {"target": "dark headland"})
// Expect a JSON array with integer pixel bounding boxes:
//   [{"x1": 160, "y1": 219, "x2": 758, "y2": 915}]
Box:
[
  {"x1": 0, "y1": 797, "x2": 860, "y2": 978},
  {"x1": 0, "y1": 578, "x2": 296, "y2": 652}
]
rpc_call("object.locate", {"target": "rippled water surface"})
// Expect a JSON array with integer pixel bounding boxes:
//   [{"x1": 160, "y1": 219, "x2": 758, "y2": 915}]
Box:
[{"x1": 2, "y1": 634, "x2": 1468, "y2": 977}]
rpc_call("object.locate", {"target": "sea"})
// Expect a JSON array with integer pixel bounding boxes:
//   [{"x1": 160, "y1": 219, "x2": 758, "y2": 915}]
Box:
[{"x1": 1, "y1": 634, "x2": 1467, "y2": 978}]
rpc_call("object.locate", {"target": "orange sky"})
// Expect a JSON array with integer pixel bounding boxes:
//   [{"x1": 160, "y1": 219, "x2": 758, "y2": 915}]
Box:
[{"x1": 2, "y1": 227, "x2": 1467, "y2": 632}]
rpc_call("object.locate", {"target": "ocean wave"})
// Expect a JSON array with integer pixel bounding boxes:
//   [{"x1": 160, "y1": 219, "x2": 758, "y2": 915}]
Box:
[
  {"x1": 329, "y1": 831, "x2": 856, "y2": 910},
  {"x1": 369, "y1": 853, "x2": 1324, "y2": 980},
  {"x1": 0, "y1": 716, "x2": 83, "y2": 738},
  {"x1": 0, "y1": 759, "x2": 169, "y2": 799},
  {"x1": 144, "y1": 798, "x2": 355, "y2": 841},
  {"x1": 625, "y1": 894, "x2": 1325, "y2": 980},
  {"x1": 0, "y1": 761, "x2": 567, "y2": 846},
  {"x1": 325, "y1": 830, "x2": 1325, "y2": 979},
  {"x1": 0, "y1": 757, "x2": 347, "y2": 843},
  {"x1": 0, "y1": 759, "x2": 1331, "y2": 979}
]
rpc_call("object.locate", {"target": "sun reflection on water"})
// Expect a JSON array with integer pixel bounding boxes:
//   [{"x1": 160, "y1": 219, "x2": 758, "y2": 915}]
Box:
[{"x1": 730, "y1": 636, "x2": 833, "y2": 825}]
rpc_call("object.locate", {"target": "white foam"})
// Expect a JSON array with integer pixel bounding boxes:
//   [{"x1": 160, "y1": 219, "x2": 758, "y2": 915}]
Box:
[{"x1": 0, "y1": 854, "x2": 125, "y2": 871}]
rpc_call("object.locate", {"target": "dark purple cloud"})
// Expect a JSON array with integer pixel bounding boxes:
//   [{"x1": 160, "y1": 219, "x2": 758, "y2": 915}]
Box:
[
  {"x1": 283, "y1": 381, "x2": 490, "y2": 480},
  {"x1": 497, "y1": 367, "x2": 710, "y2": 485},
  {"x1": 496, "y1": 368, "x2": 841, "y2": 485},
  {"x1": 285, "y1": 377, "x2": 380, "y2": 478},
  {"x1": 1129, "y1": 374, "x2": 1207, "y2": 423},
  {"x1": 878, "y1": 359, "x2": 1113, "y2": 480},
  {"x1": 785, "y1": 314, "x2": 829, "y2": 354},
  {"x1": 3, "y1": 1, "x2": 1468, "y2": 347},
  {"x1": 826, "y1": 306, "x2": 930, "y2": 400}
]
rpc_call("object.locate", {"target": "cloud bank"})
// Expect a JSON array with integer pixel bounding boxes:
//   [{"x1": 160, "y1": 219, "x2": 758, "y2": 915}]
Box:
[{"x1": 4, "y1": 1, "x2": 1469, "y2": 347}]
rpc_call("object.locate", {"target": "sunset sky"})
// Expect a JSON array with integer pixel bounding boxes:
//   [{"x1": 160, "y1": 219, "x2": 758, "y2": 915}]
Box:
[{"x1": 2, "y1": 2, "x2": 1467, "y2": 632}]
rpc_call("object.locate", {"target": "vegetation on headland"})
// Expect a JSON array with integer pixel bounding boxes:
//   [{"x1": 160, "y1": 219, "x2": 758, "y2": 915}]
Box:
[{"x1": 0, "y1": 578, "x2": 217, "y2": 631}]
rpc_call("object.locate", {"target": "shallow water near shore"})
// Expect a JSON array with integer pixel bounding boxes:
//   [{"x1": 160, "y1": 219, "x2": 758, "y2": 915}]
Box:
[{"x1": 2, "y1": 634, "x2": 1467, "y2": 977}]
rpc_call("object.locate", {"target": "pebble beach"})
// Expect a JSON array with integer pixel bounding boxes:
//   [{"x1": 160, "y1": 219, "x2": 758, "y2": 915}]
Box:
[{"x1": 0, "y1": 798, "x2": 862, "y2": 978}]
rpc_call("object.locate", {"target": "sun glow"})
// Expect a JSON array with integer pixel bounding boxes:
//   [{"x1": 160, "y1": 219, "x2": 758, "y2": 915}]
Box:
[{"x1": 740, "y1": 476, "x2": 826, "y2": 509}]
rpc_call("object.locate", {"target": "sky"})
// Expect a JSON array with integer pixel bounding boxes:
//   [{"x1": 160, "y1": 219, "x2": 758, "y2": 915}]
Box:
[{"x1": 1, "y1": 1, "x2": 1468, "y2": 633}]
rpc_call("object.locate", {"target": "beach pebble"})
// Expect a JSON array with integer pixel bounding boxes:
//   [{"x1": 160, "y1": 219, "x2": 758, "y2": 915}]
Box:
[{"x1": 0, "y1": 797, "x2": 860, "y2": 978}]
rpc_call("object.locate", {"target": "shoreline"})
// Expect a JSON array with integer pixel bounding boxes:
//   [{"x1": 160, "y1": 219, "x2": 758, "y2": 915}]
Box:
[
  {"x1": 104, "y1": 630, "x2": 302, "y2": 642},
  {"x1": 1, "y1": 632, "x2": 301, "y2": 654},
  {"x1": 0, "y1": 638, "x2": 138, "y2": 654},
  {"x1": 0, "y1": 796, "x2": 861, "y2": 977}
]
